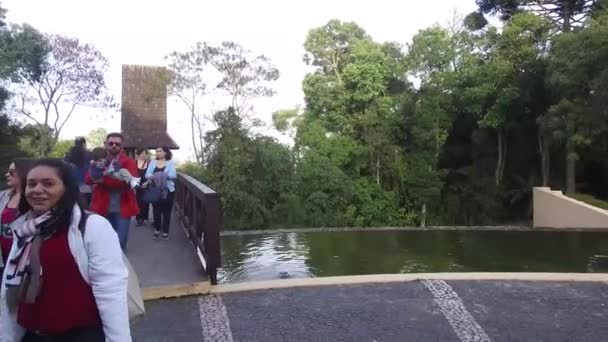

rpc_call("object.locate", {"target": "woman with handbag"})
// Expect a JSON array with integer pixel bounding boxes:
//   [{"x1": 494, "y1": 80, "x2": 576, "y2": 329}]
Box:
[
  {"x1": 144, "y1": 146, "x2": 176, "y2": 240},
  {"x1": 0, "y1": 159, "x2": 131, "y2": 342}
]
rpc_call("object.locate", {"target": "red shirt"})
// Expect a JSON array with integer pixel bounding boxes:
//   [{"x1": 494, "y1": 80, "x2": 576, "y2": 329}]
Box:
[
  {"x1": 86, "y1": 151, "x2": 139, "y2": 218},
  {"x1": 0, "y1": 206, "x2": 18, "y2": 264},
  {"x1": 18, "y1": 227, "x2": 101, "y2": 334}
]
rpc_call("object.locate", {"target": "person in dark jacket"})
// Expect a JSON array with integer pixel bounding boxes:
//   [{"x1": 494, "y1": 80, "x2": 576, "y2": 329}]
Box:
[{"x1": 64, "y1": 137, "x2": 93, "y2": 208}]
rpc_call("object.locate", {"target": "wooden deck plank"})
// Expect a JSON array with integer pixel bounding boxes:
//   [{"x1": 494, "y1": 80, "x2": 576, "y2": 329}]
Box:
[{"x1": 127, "y1": 210, "x2": 207, "y2": 289}]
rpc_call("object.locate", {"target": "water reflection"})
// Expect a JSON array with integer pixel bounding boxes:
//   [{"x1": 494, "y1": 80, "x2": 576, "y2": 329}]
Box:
[
  {"x1": 218, "y1": 230, "x2": 608, "y2": 283},
  {"x1": 218, "y1": 233, "x2": 314, "y2": 283}
]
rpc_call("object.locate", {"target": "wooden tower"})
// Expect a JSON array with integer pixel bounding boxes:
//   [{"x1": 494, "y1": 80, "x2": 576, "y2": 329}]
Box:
[{"x1": 120, "y1": 64, "x2": 178, "y2": 154}]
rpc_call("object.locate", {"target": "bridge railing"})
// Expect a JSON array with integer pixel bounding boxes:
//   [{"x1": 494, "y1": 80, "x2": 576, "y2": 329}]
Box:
[{"x1": 174, "y1": 172, "x2": 222, "y2": 284}]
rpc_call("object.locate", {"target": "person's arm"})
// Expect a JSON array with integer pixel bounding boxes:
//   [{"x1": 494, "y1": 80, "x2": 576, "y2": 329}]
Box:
[
  {"x1": 99, "y1": 174, "x2": 129, "y2": 189},
  {"x1": 84, "y1": 165, "x2": 96, "y2": 186},
  {"x1": 167, "y1": 161, "x2": 177, "y2": 180},
  {"x1": 100, "y1": 156, "x2": 136, "y2": 190},
  {"x1": 85, "y1": 214, "x2": 132, "y2": 342},
  {"x1": 145, "y1": 160, "x2": 156, "y2": 179},
  {"x1": 123, "y1": 157, "x2": 138, "y2": 179}
]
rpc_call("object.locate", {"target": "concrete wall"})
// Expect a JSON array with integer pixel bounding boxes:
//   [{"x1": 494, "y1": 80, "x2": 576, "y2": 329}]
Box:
[{"x1": 533, "y1": 187, "x2": 608, "y2": 229}]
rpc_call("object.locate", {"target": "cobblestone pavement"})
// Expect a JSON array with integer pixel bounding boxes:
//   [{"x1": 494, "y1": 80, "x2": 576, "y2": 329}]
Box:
[{"x1": 132, "y1": 280, "x2": 608, "y2": 342}]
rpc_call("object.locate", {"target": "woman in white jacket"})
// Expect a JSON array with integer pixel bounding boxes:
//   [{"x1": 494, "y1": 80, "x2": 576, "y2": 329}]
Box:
[{"x1": 0, "y1": 158, "x2": 131, "y2": 342}]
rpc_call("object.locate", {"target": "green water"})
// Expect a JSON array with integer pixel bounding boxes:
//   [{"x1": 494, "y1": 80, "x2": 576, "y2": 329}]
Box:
[{"x1": 218, "y1": 230, "x2": 608, "y2": 283}]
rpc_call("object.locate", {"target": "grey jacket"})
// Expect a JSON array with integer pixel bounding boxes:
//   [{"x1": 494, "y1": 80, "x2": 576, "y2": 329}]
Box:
[
  {"x1": 0, "y1": 190, "x2": 12, "y2": 268},
  {"x1": 0, "y1": 190, "x2": 11, "y2": 214}
]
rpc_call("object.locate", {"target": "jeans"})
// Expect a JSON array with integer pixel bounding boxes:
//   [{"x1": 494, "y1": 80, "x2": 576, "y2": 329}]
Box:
[
  {"x1": 105, "y1": 212, "x2": 131, "y2": 251},
  {"x1": 22, "y1": 326, "x2": 104, "y2": 342},
  {"x1": 153, "y1": 191, "x2": 175, "y2": 234}
]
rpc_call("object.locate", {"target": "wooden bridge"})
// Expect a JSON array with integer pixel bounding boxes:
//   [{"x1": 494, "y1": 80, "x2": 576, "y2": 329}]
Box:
[{"x1": 128, "y1": 173, "x2": 222, "y2": 300}]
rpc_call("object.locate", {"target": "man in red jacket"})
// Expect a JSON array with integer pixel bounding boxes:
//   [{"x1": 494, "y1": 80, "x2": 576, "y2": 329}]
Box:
[{"x1": 86, "y1": 132, "x2": 139, "y2": 251}]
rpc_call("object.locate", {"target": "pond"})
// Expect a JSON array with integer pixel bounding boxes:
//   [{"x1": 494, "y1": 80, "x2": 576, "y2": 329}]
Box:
[{"x1": 217, "y1": 230, "x2": 608, "y2": 284}]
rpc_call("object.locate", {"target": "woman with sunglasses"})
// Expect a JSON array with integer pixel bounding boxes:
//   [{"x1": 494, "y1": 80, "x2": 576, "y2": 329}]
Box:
[
  {"x1": 0, "y1": 159, "x2": 32, "y2": 268},
  {"x1": 0, "y1": 159, "x2": 130, "y2": 342}
]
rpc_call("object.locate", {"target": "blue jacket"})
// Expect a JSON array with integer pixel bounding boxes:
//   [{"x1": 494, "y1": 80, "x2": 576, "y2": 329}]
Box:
[{"x1": 145, "y1": 160, "x2": 177, "y2": 192}]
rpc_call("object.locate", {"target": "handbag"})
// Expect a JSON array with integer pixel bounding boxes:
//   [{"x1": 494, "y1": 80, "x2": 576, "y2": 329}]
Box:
[
  {"x1": 143, "y1": 185, "x2": 162, "y2": 204},
  {"x1": 79, "y1": 212, "x2": 145, "y2": 322},
  {"x1": 143, "y1": 171, "x2": 167, "y2": 204}
]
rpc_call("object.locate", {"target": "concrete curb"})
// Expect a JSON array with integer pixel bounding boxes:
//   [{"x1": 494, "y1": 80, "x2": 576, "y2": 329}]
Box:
[
  {"x1": 142, "y1": 281, "x2": 211, "y2": 301},
  {"x1": 210, "y1": 273, "x2": 608, "y2": 294}
]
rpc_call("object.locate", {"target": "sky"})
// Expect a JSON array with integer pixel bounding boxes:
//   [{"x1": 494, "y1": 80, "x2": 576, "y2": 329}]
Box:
[{"x1": 3, "y1": 0, "x2": 477, "y2": 162}]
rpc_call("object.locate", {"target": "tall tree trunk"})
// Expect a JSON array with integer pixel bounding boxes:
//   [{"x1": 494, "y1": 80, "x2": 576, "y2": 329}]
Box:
[
  {"x1": 565, "y1": 142, "x2": 576, "y2": 194},
  {"x1": 197, "y1": 116, "x2": 205, "y2": 164},
  {"x1": 421, "y1": 203, "x2": 427, "y2": 228},
  {"x1": 538, "y1": 130, "x2": 550, "y2": 187},
  {"x1": 495, "y1": 129, "x2": 506, "y2": 186},
  {"x1": 190, "y1": 112, "x2": 200, "y2": 164},
  {"x1": 375, "y1": 156, "x2": 380, "y2": 185},
  {"x1": 562, "y1": 2, "x2": 571, "y2": 32}
]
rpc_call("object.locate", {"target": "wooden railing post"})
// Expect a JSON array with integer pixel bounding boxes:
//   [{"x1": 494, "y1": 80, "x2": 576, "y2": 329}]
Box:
[
  {"x1": 203, "y1": 194, "x2": 222, "y2": 284},
  {"x1": 173, "y1": 173, "x2": 222, "y2": 285}
]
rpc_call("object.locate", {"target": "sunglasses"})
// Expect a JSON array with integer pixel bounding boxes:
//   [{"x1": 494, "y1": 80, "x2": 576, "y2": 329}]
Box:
[{"x1": 107, "y1": 142, "x2": 122, "y2": 147}]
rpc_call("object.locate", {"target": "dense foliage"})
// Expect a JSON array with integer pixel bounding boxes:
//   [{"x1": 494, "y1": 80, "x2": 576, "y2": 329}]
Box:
[{"x1": 182, "y1": 5, "x2": 608, "y2": 229}]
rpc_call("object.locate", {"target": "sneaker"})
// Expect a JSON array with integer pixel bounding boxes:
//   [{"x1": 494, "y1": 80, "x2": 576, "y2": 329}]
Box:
[
  {"x1": 153, "y1": 230, "x2": 161, "y2": 239},
  {"x1": 162, "y1": 233, "x2": 169, "y2": 240},
  {"x1": 129, "y1": 177, "x2": 141, "y2": 189}
]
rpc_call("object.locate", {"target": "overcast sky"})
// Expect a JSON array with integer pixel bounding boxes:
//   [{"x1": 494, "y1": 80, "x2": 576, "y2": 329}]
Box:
[{"x1": 4, "y1": 0, "x2": 477, "y2": 161}]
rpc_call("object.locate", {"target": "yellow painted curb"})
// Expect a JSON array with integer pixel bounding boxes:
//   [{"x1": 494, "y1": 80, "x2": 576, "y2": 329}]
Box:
[
  {"x1": 142, "y1": 281, "x2": 212, "y2": 301},
  {"x1": 210, "y1": 273, "x2": 608, "y2": 294}
]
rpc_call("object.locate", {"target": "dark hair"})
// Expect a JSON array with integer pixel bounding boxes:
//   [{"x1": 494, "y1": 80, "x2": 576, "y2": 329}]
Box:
[
  {"x1": 157, "y1": 146, "x2": 172, "y2": 160},
  {"x1": 19, "y1": 159, "x2": 83, "y2": 225},
  {"x1": 106, "y1": 132, "x2": 124, "y2": 141},
  {"x1": 65, "y1": 137, "x2": 88, "y2": 167},
  {"x1": 91, "y1": 147, "x2": 106, "y2": 160},
  {"x1": 135, "y1": 148, "x2": 148, "y2": 156},
  {"x1": 11, "y1": 158, "x2": 33, "y2": 192},
  {"x1": 75, "y1": 136, "x2": 86, "y2": 146}
]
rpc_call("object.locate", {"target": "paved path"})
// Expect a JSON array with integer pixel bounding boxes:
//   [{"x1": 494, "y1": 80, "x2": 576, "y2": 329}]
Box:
[
  {"x1": 127, "y1": 211, "x2": 205, "y2": 288},
  {"x1": 132, "y1": 280, "x2": 608, "y2": 341}
]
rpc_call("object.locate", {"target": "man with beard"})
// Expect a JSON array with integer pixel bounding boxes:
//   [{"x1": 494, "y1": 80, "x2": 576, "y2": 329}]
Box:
[{"x1": 86, "y1": 132, "x2": 139, "y2": 251}]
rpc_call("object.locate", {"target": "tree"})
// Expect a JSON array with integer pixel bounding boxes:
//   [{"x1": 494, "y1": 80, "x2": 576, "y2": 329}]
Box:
[
  {"x1": 474, "y1": 0, "x2": 600, "y2": 31},
  {"x1": 303, "y1": 19, "x2": 370, "y2": 83},
  {"x1": 50, "y1": 138, "x2": 72, "y2": 158},
  {"x1": 14, "y1": 34, "x2": 112, "y2": 156},
  {"x1": 206, "y1": 41, "x2": 280, "y2": 120},
  {"x1": 0, "y1": 114, "x2": 31, "y2": 175},
  {"x1": 0, "y1": 23, "x2": 49, "y2": 112},
  {"x1": 546, "y1": 11, "x2": 608, "y2": 193},
  {"x1": 474, "y1": 13, "x2": 551, "y2": 186},
  {"x1": 86, "y1": 127, "x2": 107, "y2": 148},
  {"x1": 405, "y1": 24, "x2": 469, "y2": 222},
  {"x1": 166, "y1": 43, "x2": 211, "y2": 163}
]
